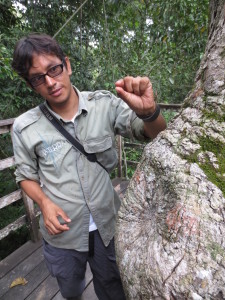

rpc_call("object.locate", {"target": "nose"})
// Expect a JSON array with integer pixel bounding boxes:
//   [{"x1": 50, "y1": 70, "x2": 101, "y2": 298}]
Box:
[{"x1": 45, "y1": 74, "x2": 56, "y2": 87}]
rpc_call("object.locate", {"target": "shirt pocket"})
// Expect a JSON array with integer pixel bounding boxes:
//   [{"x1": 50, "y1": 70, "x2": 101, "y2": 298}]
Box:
[{"x1": 83, "y1": 135, "x2": 117, "y2": 172}]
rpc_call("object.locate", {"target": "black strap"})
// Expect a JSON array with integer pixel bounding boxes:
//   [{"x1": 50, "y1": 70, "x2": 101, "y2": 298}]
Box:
[{"x1": 39, "y1": 103, "x2": 107, "y2": 172}]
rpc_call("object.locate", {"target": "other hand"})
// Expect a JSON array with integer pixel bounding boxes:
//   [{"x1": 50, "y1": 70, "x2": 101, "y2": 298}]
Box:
[{"x1": 41, "y1": 199, "x2": 71, "y2": 235}]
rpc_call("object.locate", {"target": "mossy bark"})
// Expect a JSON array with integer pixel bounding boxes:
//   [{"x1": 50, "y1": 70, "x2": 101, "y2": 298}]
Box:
[{"x1": 115, "y1": 1, "x2": 225, "y2": 299}]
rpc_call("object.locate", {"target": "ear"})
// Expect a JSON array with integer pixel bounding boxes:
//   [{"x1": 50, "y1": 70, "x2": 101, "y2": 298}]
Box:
[{"x1": 64, "y1": 57, "x2": 72, "y2": 76}]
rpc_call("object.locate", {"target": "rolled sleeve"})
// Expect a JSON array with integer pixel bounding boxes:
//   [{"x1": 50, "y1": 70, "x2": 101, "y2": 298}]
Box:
[
  {"x1": 12, "y1": 125, "x2": 40, "y2": 184},
  {"x1": 130, "y1": 113, "x2": 149, "y2": 141},
  {"x1": 112, "y1": 94, "x2": 149, "y2": 141}
]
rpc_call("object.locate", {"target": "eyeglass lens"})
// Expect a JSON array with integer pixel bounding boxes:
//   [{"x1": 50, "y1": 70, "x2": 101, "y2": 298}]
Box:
[{"x1": 30, "y1": 63, "x2": 63, "y2": 87}]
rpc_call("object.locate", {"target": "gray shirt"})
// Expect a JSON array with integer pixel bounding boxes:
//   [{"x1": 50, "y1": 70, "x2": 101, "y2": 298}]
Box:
[{"x1": 12, "y1": 87, "x2": 147, "y2": 251}]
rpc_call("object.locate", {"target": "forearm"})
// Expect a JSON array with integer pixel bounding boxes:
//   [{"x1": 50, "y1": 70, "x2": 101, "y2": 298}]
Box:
[
  {"x1": 20, "y1": 179, "x2": 71, "y2": 234},
  {"x1": 20, "y1": 180, "x2": 50, "y2": 211}
]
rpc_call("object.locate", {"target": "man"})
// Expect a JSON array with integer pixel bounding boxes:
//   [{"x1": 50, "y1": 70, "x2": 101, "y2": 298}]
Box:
[{"x1": 12, "y1": 33, "x2": 166, "y2": 300}]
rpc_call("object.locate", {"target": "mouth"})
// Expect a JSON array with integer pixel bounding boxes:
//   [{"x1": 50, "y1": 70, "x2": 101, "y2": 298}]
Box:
[{"x1": 49, "y1": 87, "x2": 62, "y2": 97}]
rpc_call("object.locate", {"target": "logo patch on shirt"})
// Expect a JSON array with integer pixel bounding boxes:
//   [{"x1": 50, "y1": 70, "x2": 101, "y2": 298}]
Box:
[
  {"x1": 40, "y1": 141, "x2": 66, "y2": 157},
  {"x1": 37, "y1": 136, "x2": 71, "y2": 172}
]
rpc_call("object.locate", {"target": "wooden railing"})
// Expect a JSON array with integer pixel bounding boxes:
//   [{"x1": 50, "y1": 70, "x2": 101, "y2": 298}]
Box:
[
  {"x1": 0, "y1": 119, "x2": 40, "y2": 243},
  {"x1": 0, "y1": 103, "x2": 181, "y2": 246}
]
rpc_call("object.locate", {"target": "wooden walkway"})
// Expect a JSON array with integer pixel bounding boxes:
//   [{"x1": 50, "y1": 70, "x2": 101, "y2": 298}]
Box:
[{"x1": 0, "y1": 179, "x2": 129, "y2": 300}]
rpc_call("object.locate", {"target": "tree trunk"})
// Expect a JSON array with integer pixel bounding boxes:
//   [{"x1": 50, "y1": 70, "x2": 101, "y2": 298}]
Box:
[{"x1": 115, "y1": 1, "x2": 225, "y2": 299}]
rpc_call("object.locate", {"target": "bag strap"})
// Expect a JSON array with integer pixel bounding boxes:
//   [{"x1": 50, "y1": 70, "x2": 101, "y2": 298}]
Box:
[{"x1": 39, "y1": 103, "x2": 107, "y2": 172}]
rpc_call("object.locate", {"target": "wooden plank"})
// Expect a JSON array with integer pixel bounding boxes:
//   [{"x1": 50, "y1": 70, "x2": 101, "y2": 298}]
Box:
[
  {"x1": 0, "y1": 260, "x2": 49, "y2": 300},
  {"x1": 0, "y1": 241, "x2": 96, "y2": 300},
  {"x1": 0, "y1": 246, "x2": 44, "y2": 297},
  {"x1": 51, "y1": 292, "x2": 65, "y2": 300},
  {"x1": 25, "y1": 274, "x2": 59, "y2": 300},
  {"x1": 0, "y1": 126, "x2": 11, "y2": 134},
  {"x1": 117, "y1": 135, "x2": 123, "y2": 178},
  {"x1": 159, "y1": 103, "x2": 181, "y2": 110},
  {"x1": 0, "y1": 119, "x2": 14, "y2": 134},
  {"x1": 82, "y1": 281, "x2": 98, "y2": 300},
  {"x1": 0, "y1": 239, "x2": 42, "y2": 279},
  {"x1": 22, "y1": 191, "x2": 40, "y2": 242},
  {"x1": 124, "y1": 142, "x2": 144, "y2": 149},
  {"x1": 0, "y1": 119, "x2": 15, "y2": 127},
  {"x1": 0, "y1": 190, "x2": 22, "y2": 209},
  {"x1": 0, "y1": 215, "x2": 26, "y2": 241},
  {"x1": 0, "y1": 157, "x2": 15, "y2": 171},
  {"x1": 84, "y1": 263, "x2": 93, "y2": 289},
  {"x1": 123, "y1": 159, "x2": 138, "y2": 167}
]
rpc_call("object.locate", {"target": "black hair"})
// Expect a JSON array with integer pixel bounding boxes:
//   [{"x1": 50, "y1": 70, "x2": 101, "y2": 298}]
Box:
[{"x1": 12, "y1": 33, "x2": 66, "y2": 79}]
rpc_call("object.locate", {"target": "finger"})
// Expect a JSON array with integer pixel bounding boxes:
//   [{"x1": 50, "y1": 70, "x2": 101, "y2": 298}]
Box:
[
  {"x1": 46, "y1": 226, "x2": 55, "y2": 235},
  {"x1": 115, "y1": 86, "x2": 130, "y2": 103},
  {"x1": 115, "y1": 86, "x2": 137, "y2": 109},
  {"x1": 47, "y1": 222, "x2": 70, "y2": 235},
  {"x1": 45, "y1": 216, "x2": 70, "y2": 235},
  {"x1": 54, "y1": 223, "x2": 70, "y2": 233},
  {"x1": 132, "y1": 77, "x2": 142, "y2": 96},
  {"x1": 123, "y1": 76, "x2": 134, "y2": 93},
  {"x1": 115, "y1": 78, "x2": 125, "y2": 88},
  {"x1": 45, "y1": 222, "x2": 62, "y2": 235},
  {"x1": 58, "y1": 210, "x2": 71, "y2": 223},
  {"x1": 139, "y1": 77, "x2": 152, "y2": 94},
  {"x1": 54, "y1": 217, "x2": 70, "y2": 231}
]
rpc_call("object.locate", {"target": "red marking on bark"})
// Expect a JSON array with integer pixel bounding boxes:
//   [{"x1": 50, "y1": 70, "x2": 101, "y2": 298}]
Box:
[
  {"x1": 192, "y1": 88, "x2": 204, "y2": 99},
  {"x1": 166, "y1": 204, "x2": 199, "y2": 237},
  {"x1": 134, "y1": 171, "x2": 141, "y2": 184}
]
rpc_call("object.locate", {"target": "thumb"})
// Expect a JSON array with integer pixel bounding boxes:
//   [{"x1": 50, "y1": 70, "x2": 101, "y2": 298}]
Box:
[
  {"x1": 58, "y1": 210, "x2": 71, "y2": 223},
  {"x1": 115, "y1": 86, "x2": 132, "y2": 103}
]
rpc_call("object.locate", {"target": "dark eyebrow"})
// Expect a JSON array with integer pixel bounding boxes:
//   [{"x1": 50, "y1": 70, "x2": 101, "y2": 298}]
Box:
[{"x1": 28, "y1": 62, "x2": 60, "y2": 77}]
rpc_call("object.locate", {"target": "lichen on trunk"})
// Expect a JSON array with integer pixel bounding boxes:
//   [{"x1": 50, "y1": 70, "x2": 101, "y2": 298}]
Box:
[{"x1": 115, "y1": 1, "x2": 225, "y2": 299}]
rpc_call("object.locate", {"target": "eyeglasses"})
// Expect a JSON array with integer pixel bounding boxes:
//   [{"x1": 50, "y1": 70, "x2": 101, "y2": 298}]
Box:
[{"x1": 28, "y1": 63, "x2": 64, "y2": 87}]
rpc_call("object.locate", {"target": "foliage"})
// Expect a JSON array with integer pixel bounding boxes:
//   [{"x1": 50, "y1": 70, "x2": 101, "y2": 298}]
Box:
[
  {"x1": 0, "y1": 168, "x2": 17, "y2": 197},
  {"x1": 0, "y1": 198, "x2": 28, "y2": 260},
  {"x1": 0, "y1": 200, "x2": 25, "y2": 228},
  {"x1": 162, "y1": 109, "x2": 179, "y2": 124},
  {"x1": 0, "y1": 33, "x2": 43, "y2": 119},
  {"x1": 0, "y1": 1, "x2": 18, "y2": 34},
  {"x1": 0, "y1": 226, "x2": 30, "y2": 260},
  {"x1": 0, "y1": 0, "x2": 209, "y2": 118}
]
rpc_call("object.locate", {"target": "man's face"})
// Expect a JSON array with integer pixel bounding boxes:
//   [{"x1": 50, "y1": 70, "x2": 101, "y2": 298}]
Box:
[{"x1": 27, "y1": 53, "x2": 74, "y2": 108}]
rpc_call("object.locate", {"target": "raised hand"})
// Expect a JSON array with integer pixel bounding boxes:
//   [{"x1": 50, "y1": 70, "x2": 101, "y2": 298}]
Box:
[{"x1": 115, "y1": 76, "x2": 156, "y2": 116}]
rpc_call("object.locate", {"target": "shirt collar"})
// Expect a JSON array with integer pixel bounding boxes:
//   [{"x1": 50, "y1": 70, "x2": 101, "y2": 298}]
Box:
[
  {"x1": 44, "y1": 85, "x2": 88, "y2": 122},
  {"x1": 73, "y1": 86, "x2": 88, "y2": 116}
]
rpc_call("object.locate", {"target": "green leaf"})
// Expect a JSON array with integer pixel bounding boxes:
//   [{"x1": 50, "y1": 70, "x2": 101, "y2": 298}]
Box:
[{"x1": 169, "y1": 77, "x2": 174, "y2": 85}]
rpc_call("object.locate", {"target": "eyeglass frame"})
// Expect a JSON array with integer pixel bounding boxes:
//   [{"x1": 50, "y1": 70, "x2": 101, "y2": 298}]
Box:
[{"x1": 27, "y1": 62, "x2": 64, "y2": 88}]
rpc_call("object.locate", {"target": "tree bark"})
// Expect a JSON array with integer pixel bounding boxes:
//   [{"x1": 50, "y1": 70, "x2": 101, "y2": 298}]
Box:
[{"x1": 115, "y1": 1, "x2": 225, "y2": 299}]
